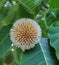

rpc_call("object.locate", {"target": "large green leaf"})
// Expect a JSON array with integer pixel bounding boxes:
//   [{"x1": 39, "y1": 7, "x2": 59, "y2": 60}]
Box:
[
  {"x1": 48, "y1": 22, "x2": 59, "y2": 60},
  {"x1": 0, "y1": 4, "x2": 33, "y2": 29},
  {"x1": 0, "y1": 24, "x2": 12, "y2": 59},
  {"x1": 17, "y1": 0, "x2": 42, "y2": 14},
  {"x1": 49, "y1": 0, "x2": 59, "y2": 10},
  {"x1": 16, "y1": 38, "x2": 59, "y2": 65}
]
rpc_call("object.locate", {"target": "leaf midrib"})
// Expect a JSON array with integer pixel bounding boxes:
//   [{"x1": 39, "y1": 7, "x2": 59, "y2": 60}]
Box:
[
  {"x1": 39, "y1": 43, "x2": 48, "y2": 65},
  {"x1": 18, "y1": 0, "x2": 34, "y2": 14}
]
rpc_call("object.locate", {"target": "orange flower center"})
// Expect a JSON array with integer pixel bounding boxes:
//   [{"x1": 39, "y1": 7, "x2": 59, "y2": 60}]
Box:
[{"x1": 12, "y1": 22, "x2": 38, "y2": 45}]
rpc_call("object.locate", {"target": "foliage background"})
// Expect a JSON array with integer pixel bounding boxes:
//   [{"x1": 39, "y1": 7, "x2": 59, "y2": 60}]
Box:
[{"x1": 0, "y1": 0, "x2": 59, "y2": 65}]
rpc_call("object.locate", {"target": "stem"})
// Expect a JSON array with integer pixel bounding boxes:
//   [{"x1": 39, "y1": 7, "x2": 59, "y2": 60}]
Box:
[
  {"x1": 43, "y1": 16, "x2": 49, "y2": 30},
  {"x1": 43, "y1": 9, "x2": 49, "y2": 30},
  {"x1": 14, "y1": 47, "x2": 20, "y2": 65}
]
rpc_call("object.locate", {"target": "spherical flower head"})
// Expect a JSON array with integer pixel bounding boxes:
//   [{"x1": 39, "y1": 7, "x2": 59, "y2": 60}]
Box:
[{"x1": 10, "y1": 18, "x2": 41, "y2": 51}]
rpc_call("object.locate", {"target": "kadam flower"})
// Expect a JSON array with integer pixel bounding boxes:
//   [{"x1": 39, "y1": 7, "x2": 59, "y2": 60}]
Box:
[{"x1": 10, "y1": 18, "x2": 41, "y2": 51}]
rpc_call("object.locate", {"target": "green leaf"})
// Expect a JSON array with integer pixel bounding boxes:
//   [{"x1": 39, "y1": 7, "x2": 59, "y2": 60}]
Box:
[
  {"x1": 46, "y1": 11, "x2": 56, "y2": 26},
  {"x1": 14, "y1": 4, "x2": 33, "y2": 21},
  {"x1": 0, "y1": 6, "x2": 9, "y2": 28},
  {"x1": 0, "y1": 24, "x2": 12, "y2": 59},
  {"x1": 0, "y1": 0, "x2": 6, "y2": 5},
  {"x1": 0, "y1": 6, "x2": 16, "y2": 28},
  {"x1": 49, "y1": 0, "x2": 59, "y2": 10},
  {"x1": 17, "y1": 0, "x2": 42, "y2": 14},
  {"x1": 0, "y1": 6, "x2": 8, "y2": 21},
  {"x1": 45, "y1": 10, "x2": 59, "y2": 27},
  {"x1": 48, "y1": 22, "x2": 59, "y2": 60},
  {"x1": 0, "y1": 58, "x2": 4, "y2": 65},
  {"x1": 0, "y1": 4, "x2": 33, "y2": 29},
  {"x1": 17, "y1": 38, "x2": 59, "y2": 65}
]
